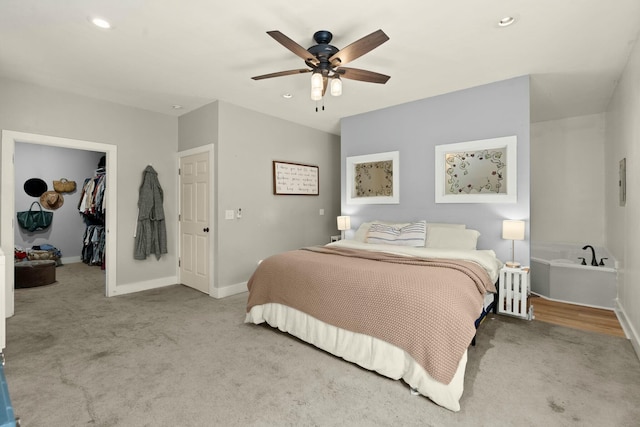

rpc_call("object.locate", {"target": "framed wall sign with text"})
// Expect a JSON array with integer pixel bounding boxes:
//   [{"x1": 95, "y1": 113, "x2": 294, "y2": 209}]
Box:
[{"x1": 273, "y1": 161, "x2": 319, "y2": 195}]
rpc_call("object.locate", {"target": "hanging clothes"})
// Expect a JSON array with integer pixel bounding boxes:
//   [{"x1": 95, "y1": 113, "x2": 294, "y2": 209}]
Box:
[
  {"x1": 134, "y1": 165, "x2": 167, "y2": 260},
  {"x1": 81, "y1": 225, "x2": 105, "y2": 268},
  {"x1": 79, "y1": 168, "x2": 107, "y2": 267},
  {"x1": 78, "y1": 169, "x2": 106, "y2": 222}
]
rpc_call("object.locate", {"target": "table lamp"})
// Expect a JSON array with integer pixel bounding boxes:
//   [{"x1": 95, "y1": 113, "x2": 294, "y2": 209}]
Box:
[
  {"x1": 337, "y1": 216, "x2": 351, "y2": 240},
  {"x1": 502, "y1": 220, "x2": 525, "y2": 268}
]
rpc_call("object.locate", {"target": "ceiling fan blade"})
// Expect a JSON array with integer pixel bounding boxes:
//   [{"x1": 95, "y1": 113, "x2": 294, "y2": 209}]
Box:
[
  {"x1": 329, "y1": 29, "x2": 389, "y2": 67},
  {"x1": 322, "y1": 75, "x2": 328, "y2": 96},
  {"x1": 337, "y1": 67, "x2": 390, "y2": 84},
  {"x1": 267, "y1": 31, "x2": 319, "y2": 66},
  {"x1": 251, "y1": 69, "x2": 311, "y2": 80}
]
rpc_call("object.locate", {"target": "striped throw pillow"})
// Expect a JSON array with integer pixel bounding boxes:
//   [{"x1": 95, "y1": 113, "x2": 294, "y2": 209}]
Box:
[{"x1": 366, "y1": 220, "x2": 426, "y2": 246}]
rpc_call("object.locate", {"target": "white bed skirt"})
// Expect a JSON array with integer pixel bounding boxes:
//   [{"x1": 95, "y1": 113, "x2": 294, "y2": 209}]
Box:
[{"x1": 245, "y1": 303, "x2": 467, "y2": 412}]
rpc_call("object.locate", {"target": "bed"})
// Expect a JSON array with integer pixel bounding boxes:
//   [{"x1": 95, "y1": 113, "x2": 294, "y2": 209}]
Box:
[{"x1": 245, "y1": 221, "x2": 502, "y2": 411}]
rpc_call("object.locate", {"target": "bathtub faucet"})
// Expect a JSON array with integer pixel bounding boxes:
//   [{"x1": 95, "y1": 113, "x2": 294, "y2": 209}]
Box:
[{"x1": 582, "y1": 245, "x2": 598, "y2": 266}]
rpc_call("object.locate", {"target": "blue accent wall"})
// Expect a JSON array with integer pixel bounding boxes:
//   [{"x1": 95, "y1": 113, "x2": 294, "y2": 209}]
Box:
[{"x1": 340, "y1": 76, "x2": 530, "y2": 265}]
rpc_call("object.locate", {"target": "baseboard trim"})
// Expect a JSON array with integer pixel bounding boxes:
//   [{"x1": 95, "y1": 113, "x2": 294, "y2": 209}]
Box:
[
  {"x1": 107, "y1": 276, "x2": 247, "y2": 299},
  {"x1": 211, "y1": 281, "x2": 247, "y2": 299},
  {"x1": 111, "y1": 276, "x2": 178, "y2": 297},
  {"x1": 531, "y1": 292, "x2": 614, "y2": 311},
  {"x1": 615, "y1": 299, "x2": 640, "y2": 359},
  {"x1": 60, "y1": 256, "x2": 82, "y2": 264}
]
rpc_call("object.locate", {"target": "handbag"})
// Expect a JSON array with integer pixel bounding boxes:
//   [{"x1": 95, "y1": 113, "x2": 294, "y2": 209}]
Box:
[
  {"x1": 53, "y1": 178, "x2": 76, "y2": 193},
  {"x1": 16, "y1": 202, "x2": 53, "y2": 232}
]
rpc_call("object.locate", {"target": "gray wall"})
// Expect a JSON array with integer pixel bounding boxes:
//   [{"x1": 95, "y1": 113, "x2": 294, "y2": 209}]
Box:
[
  {"x1": 530, "y1": 113, "x2": 606, "y2": 246},
  {"x1": 14, "y1": 143, "x2": 104, "y2": 259},
  {"x1": 179, "y1": 100, "x2": 341, "y2": 290},
  {"x1": 178, "y1": 101, "x2": 219, "y2": 151},
  {"x1": 605, "y1": 35, "x2": 640, "y2": 354},
  {"x1": 0, "y1": 77, "x2": 178, "y2": 289},
  {"x1": 341, "y1": 76, "x2": 531, "y2": 266},
  {"x1": 2, "y1": 77, "x2": 340, "y2": 298}
]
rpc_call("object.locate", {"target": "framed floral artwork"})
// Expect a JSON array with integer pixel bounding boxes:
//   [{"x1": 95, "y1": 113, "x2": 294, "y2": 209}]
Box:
[
  {"x1": 346, "y1": 151, "x2": 399, "y2": 204},
  {"x1": 435, "y1": 135, "x2": 517, "y2": 203}
]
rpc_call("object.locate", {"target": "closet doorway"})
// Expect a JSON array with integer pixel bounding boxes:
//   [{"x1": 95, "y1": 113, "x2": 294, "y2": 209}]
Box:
[{"x1": 1, "y1": 130, "x2": 118, "y2": 319}]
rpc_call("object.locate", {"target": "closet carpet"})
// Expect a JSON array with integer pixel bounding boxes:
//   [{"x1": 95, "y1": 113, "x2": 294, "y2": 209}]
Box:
[{"x1": 5, "y1": 262, "x2": 640, "y2": 426}]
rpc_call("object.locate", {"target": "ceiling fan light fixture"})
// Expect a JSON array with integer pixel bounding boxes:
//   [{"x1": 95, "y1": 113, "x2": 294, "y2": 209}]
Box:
[
  {"x1": 330, "y1": 76, "x2": 342, "y2": 97},
  {"x1": 311, "y1": 87, "x2": 323, "y2": 101},
  {"x1": 311, "y1": 72, "x2": 323, "y2": 90}
]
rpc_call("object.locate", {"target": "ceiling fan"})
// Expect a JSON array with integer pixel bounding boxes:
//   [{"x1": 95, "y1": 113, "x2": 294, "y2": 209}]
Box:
[{"x1": 251, "y1": 29, "x2": 390, "y2": 103}]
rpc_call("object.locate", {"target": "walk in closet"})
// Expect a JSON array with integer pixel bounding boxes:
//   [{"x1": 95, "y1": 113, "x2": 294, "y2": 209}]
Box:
[
  {"x1": 14, "y1": 144, "x2": 106, "y2": 267},
  {"x1": 78, "y1": 157, "x2": 107, "y2": 268}
]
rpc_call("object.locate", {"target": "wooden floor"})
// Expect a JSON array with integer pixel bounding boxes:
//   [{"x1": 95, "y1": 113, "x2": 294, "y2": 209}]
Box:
[{"x1": 530, "y1": 295, "x2": 626, "y2": 338}]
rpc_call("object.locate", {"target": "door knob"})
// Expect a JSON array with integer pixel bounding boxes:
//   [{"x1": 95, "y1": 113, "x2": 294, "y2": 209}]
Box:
[{"x1": 203, "y1": 227, "x2": 209, "y2": 232}]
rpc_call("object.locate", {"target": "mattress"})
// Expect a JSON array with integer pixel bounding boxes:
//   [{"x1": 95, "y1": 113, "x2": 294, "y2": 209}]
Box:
[
  {"x1": 246, "y1": 302, "x2": 468, "y2": 412},
  {"x1": 483, "y1": 292, "x2": 495, "y2": 311}
]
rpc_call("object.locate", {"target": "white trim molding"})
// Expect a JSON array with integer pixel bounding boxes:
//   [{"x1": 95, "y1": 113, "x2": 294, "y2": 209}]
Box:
[
  {"x1": 112, "y1": 276, "x2": 178, "y2": 296},
  {"x1": 615, "y1": 299, "x2": 639, "y2": 359},
  {"x1": 211, "y1": 281, "x2": 248, "y2": 299}
]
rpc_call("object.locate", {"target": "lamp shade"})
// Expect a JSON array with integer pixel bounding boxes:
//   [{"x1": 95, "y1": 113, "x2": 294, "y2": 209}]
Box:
[
  {"x1": 311, "y1": 87, "x2": 322, "y2": 101},
  {"x1": 310, "y1": 71, "x2": 323, "y2": 101},
  {"x1": 311, "y1": 72, "x2": 323, "y2": 90},
  {"x1": 337, "y1": 216, "x2": 351, "y2": 231},
  {"x1": 330, "y1": 77, "x2": 342, "y2": 96},
  {"x1": 502, "y1": 220, "x2": 525, "y2": 240}
]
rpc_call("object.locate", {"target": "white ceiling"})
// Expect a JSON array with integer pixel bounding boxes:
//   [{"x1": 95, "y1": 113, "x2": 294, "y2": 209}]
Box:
[{"x1": 1, "y1": 1, "x2": 639, "y2": 135}]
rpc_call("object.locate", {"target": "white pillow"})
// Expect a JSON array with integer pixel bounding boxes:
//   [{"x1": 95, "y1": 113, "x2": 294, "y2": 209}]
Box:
[
  {"x1": 425, "y1": 227, "x2": 481, "y2": 250},
  {"x1": 353, "y1": 220, "x2": 410, "y2": 242},
  {"x1": 426, "y1": 222, "x2": 466, "y2": 229},
  {"x1": 353, "y1": 222, "x2": 374, "y2": 242},
  {"x1": 366, "y1": 221, "x2": 426, "y2": 247}
]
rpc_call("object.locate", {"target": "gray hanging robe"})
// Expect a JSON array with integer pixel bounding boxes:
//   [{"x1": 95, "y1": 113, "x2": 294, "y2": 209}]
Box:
[{"x1": 134, "y1": 165, "x2": 167, "y2": 260}]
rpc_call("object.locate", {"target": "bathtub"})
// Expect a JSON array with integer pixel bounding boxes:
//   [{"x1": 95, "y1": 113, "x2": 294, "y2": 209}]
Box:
[{"x1": 530, "y1": 242, "x2": 617, "y2": 309}]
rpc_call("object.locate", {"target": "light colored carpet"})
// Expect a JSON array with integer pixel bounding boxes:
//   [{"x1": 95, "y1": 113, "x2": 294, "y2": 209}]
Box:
[{"x1": 5, "y1": 262, "x2": 640, "y2": 426}]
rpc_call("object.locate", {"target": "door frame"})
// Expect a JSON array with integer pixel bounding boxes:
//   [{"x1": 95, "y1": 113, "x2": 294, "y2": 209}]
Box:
[
  {"x1": 1, "y1": 130, "x2": 118, "y2": 317},
  {"x1": 176, "y1": 144, "x2": 215, "y2": 296}
]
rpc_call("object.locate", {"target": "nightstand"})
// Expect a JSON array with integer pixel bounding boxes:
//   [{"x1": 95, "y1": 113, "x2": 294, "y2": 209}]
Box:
[{"x1": 498, "y1": 266, "x2": 533, "y2": 320}]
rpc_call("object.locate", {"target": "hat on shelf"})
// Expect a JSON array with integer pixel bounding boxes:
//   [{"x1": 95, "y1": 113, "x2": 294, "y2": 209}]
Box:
[
  {"x1": 23, "y1": 178, "x2": 48, "y2": 197},
  {"x1": 40, "y1": 191, "x2": 64, "y2": 210}
]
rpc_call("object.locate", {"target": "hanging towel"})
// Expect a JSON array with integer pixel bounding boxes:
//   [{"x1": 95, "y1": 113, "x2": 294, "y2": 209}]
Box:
[{"x1": 134, "y1": 166, "x2": 168, "y2": 260}]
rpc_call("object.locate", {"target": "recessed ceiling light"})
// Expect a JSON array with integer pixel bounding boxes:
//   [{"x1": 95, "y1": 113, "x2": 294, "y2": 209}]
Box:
[
  {"x1": 498, "y1": 16, "x2": 516, "y2": 27},
  {"x1": 171, "y1": 104, "x2": 183, "y2": 110},
  {"x1": 90, "y1": 17, "x2": 112, "y2": 29},
  {"x1": 282, "y1": 93, "x2": 293, "y2": 99}
]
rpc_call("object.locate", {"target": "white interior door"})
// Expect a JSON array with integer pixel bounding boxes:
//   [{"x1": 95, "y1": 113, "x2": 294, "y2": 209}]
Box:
[{"x1": 179, "y1": 151, "x2": 210, "y2": 294}]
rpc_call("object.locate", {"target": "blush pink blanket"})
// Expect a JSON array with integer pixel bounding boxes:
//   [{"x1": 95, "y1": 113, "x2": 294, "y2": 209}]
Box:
[{"x1": 246, "y1": 246, "x2": 496, "y2": 384}]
